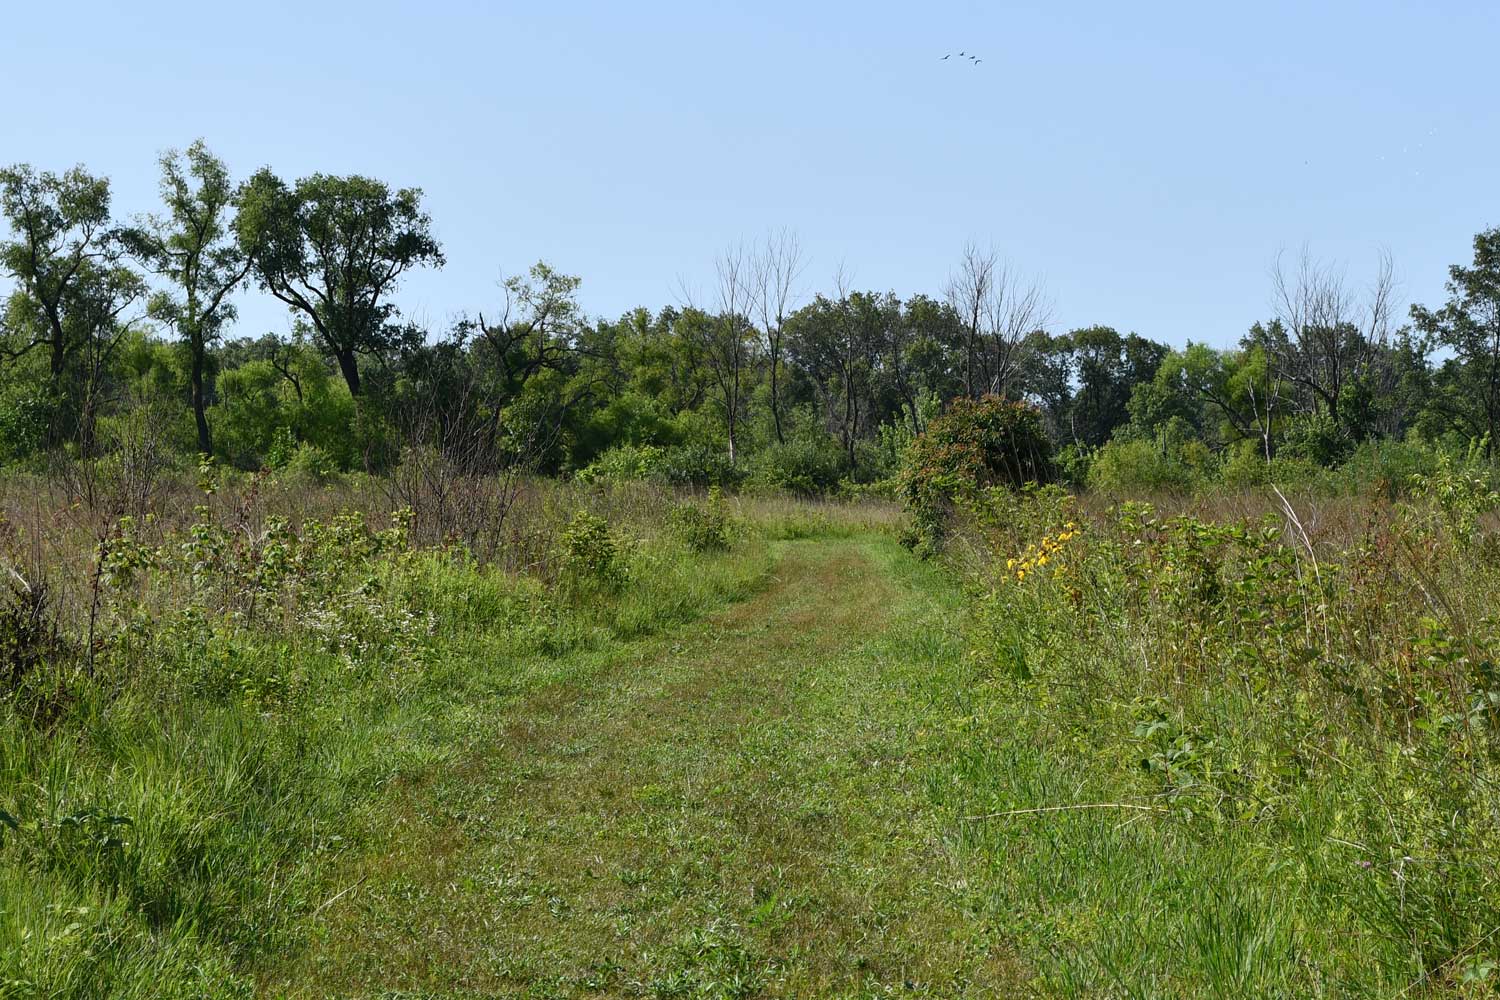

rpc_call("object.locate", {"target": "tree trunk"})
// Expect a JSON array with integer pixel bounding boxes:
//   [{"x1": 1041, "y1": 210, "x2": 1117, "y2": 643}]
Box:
[
  {"x1": 770, "y1": 344, "x2": 785, "y2": 445},
  {"x1": 191, "y1": 337, "x2": 213, "y2": 456},
  {"x1": 335, "y1": 349, "x2": 362, "y2": 397}
]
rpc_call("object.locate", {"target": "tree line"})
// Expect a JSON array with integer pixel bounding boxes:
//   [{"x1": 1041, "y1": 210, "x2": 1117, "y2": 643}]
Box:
[{"x1": 4, "y1": 141, "x2": 1500, "y2": 491}]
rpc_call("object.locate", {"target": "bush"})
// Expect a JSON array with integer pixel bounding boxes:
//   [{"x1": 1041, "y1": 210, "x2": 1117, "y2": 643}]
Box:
[
  {"x1": 748, "y1": 438, "x2": 845, "y2": 496},
  {"x1": 575, "y1": 443, "x2": 666, "y2": 485},
  {"x1": 1335, "y1": 437, "x2": 1441, "y2": 498},
  {"x1": 1279, "y1": 411, "x2": 1352, "y2": 466},
  {"x1": 1088, "y1": 437, "x2": 1204, "y2": 494},
  {"x1": 281, "y1": 442, "x2": 339, "y2": 483},
  {"x1": 558, "y1": 510, "x2": 627, "y2": 590},
  {"x1": 898, "y1": 396, "x2": 1055, "y2": 556},
  {"x1": 668, "y1": 487, "x2": 733, "y2": 552},
  {"x1": 1053, "y1": 443, "x2": 1094, "y2": 489},
  {"x1": 658, "y1": 444, "x2": 745, "y2": 490},
  {"x1": 0, "y1": 387, "x2": 51, "y2": 467}
]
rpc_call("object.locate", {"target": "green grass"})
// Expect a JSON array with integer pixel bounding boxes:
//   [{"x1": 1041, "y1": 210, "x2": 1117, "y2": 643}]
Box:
[
  {"x1": 4, "y1": 481, "x2": 1498, "y2": 997},
  {"x1": 266, "y1": 534, "x2": 1019, "y2": 997}
]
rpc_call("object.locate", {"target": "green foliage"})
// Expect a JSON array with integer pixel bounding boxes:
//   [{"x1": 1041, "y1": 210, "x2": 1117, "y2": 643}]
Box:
[
  {"x1": 668, "y1": 487, "x2": 734, "y2": 552},
  {"x1": 575, "y1": 443, "x2": 666, "y2": 484},
  {"x1": 0, "y1": 476, "x2": 790, "y2": 997},
  {"x1": 746, "y1": 436, "x2": 845, "y2": 496},
  {"x1": 898, "y1": 396, "x2": 1055, "y2": 556},
  {"x1": 235, "y1": 169, "x2": 443, "y2": 398},
  {"x1": 0, "y1": 571, "x2": 67, "y2": 700},
  {"x1": 0, "y1": 382, "x2": 50, "y2": 466},
  {"x1": 1409, "y1": 444, "x2": 1500, "y2": 538},
  {"x1": 1087, "y1": 434, "x2": 1205, "y2": 494},
  {"x1": 1411, "y1": 228, "x2": 1500, "y2": 453},
  {"x1": 559, "y1": 509, "x2": 627, "y2": 590},
  {"x1": 657, "y1": 443, "x2": 745, "y2": 490},
  {"x1": 281, "y1": 441, "x2": 338, "y2": 482},
  {"x1": 943, "y1": 486, "x2": 1500, "y2": 993}
]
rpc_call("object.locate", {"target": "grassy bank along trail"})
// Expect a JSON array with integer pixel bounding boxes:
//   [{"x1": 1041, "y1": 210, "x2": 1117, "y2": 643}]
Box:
[{"x1": 266, "y1": 535, "x2": 1020, "y2": 998}]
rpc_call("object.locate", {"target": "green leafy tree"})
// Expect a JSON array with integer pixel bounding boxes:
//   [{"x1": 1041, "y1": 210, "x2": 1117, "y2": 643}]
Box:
[
  {"x1": 1411, "y1": 228, "x2": 1500, "y2": 456},
  {"x1": 0, "y1": 164, "x2": 144, "y2": 452},
  {"x1": 235, "y1": 169, "x2": 443, "y2": 398},
  {"x1": 120, "y1": 141, "x2": 250, "y2": 455}
]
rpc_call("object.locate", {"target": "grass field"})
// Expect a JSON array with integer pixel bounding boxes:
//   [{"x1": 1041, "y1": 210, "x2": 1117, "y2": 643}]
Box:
[{"x1": 3, "y1": 477, "x2": 1498, "y2": 998}]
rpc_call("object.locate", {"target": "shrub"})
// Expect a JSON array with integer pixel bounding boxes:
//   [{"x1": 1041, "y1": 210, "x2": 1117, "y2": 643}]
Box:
[
  {"x1": 898, "y1": 396, "x2": 1055, "y2": 555},
  {"x1": 748, "y1": 438, "x2": 845, "y2": 496},
  {"x1": 668, "y1": 487, "x2": 733, "y2": 552},
  {"x1": 0, "y1": 570, "x2": 69, "y2": 711},
  {"x1": 575, "y1": 443, "x2": 666, "y2": 485},
  {"x1": 1335, "y1": 437, "x2": 1441, "y2": 498},
  {"x1": 1053, "y1": 443, "x2": 1094, "y2": 489},
  {"x1": 1279, "y1": 411, "x2": 1352, "y2": 466},
  {"x1": 658, "y1": 444, "x2": 745, "y2": 490},
  {"x1": 282, "y1": 442, "x2": 338, "y2": 483},
  {"x1": 1087, "y1": 437, "x2": 1203, "y2": 495},
  {"x1": 558, "y1": 510, "x2": 627, "y2": 590}
]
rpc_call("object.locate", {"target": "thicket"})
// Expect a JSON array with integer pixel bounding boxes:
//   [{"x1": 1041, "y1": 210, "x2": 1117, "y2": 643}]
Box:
[{"x1": 897, "y1": 395, "x2": 1054, "y2": 555}]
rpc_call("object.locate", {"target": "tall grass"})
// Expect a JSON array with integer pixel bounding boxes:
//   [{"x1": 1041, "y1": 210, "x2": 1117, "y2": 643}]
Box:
[{"x1": 928, "y1": 470, "x2": 1500, "y2": 996}]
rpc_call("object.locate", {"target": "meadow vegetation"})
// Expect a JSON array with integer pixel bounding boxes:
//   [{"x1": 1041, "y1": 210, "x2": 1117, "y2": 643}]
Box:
[
  {"x1": 0, "y1": 467, "x2": 878, "y2": 998},
  {"x1": 907, "y1": 416, "x2": 1500, "y2": 997}
]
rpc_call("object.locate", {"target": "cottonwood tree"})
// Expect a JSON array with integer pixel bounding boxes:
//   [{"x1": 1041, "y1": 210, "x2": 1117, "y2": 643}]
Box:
[
  {"x1": 1269, "y1": 246, "x2": 1395, "y2": 436},
  {"x1": 120, "y1": 141, "x2": 251, "y2": 455},
  {"x1": 1411, "y1": 228, "x2": 1500, "y2": 455},
  {"x1": 946, "y1": 242, "x2": 1049, "y2": 398},
  {"x1": 0, "y1": 164, "x2": 144, "y2": 452},
  {"x1": 888, "y1": 294, "x2": 964, "y2": 435},
  {"x1": 784, "y1": 274, "x2": 891, "y2": 469},
  {"x1": 235, "y1": 169, "x2": 443, "y2": 399},
  {"x1": 751, "y1": 228, "x2": 805, "y2": 445},
  {"x1": 472, "y1": 263, "x2": 585, "y2": 408}
]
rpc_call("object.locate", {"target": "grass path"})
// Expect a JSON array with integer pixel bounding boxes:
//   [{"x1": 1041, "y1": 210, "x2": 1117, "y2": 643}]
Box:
[{"x1": 268, "y1": 536, "x2": 1019, "y2": 998}]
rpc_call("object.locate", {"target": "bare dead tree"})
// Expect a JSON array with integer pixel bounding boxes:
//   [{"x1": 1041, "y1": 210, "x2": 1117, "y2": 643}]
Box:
[
  {"x1": 680, "y1": 244, "x2": 755, "y2": 465},
  {"x1": 946, "y1": 242, "x2": 1050, "y2": 398},
  {"x1": 1270, "y1": 246, "x2": 1396, "y2": 429},
  {"x1": 751, "y1": 228, "x2": 806, "y2": 445},
  {"x1": 947, "y1": 242, "x2": 994, "y2": 399}
]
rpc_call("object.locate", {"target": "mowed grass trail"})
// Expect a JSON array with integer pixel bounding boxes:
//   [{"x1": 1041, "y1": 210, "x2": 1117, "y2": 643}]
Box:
[{"x1": 266, "y1": 536, "x2": 1020, "y2": 998}]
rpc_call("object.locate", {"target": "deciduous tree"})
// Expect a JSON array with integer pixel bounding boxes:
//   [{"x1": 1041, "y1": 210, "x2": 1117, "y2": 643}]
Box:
[{"x1": 236, "y1": 169, "x2": 443, "y2": 399}]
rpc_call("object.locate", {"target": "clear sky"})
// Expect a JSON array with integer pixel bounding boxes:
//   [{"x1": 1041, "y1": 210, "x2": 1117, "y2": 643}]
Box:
[{"x1": 3, "y1": 0, "x2": 1496, "y2": 348}]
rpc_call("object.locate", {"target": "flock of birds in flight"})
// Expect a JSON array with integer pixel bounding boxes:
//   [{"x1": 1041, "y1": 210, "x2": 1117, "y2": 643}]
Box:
[{"x1": 942, "y1": 51, "x2": 982, "y2": 65}]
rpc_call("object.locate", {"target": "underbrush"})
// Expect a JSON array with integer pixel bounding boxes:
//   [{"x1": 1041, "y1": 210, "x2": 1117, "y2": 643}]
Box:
[
  {"x1": 930, "y1": 473, "x2": 1500, "y2": 996},
  {"x1": 0, "y1": 473, "x2": 860, "y2": 998}
]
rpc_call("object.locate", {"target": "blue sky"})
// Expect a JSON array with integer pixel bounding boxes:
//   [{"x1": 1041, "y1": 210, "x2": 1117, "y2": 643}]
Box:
[{"x1": 2, "y1": 0, "x2": 1496, "y2": 348}]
